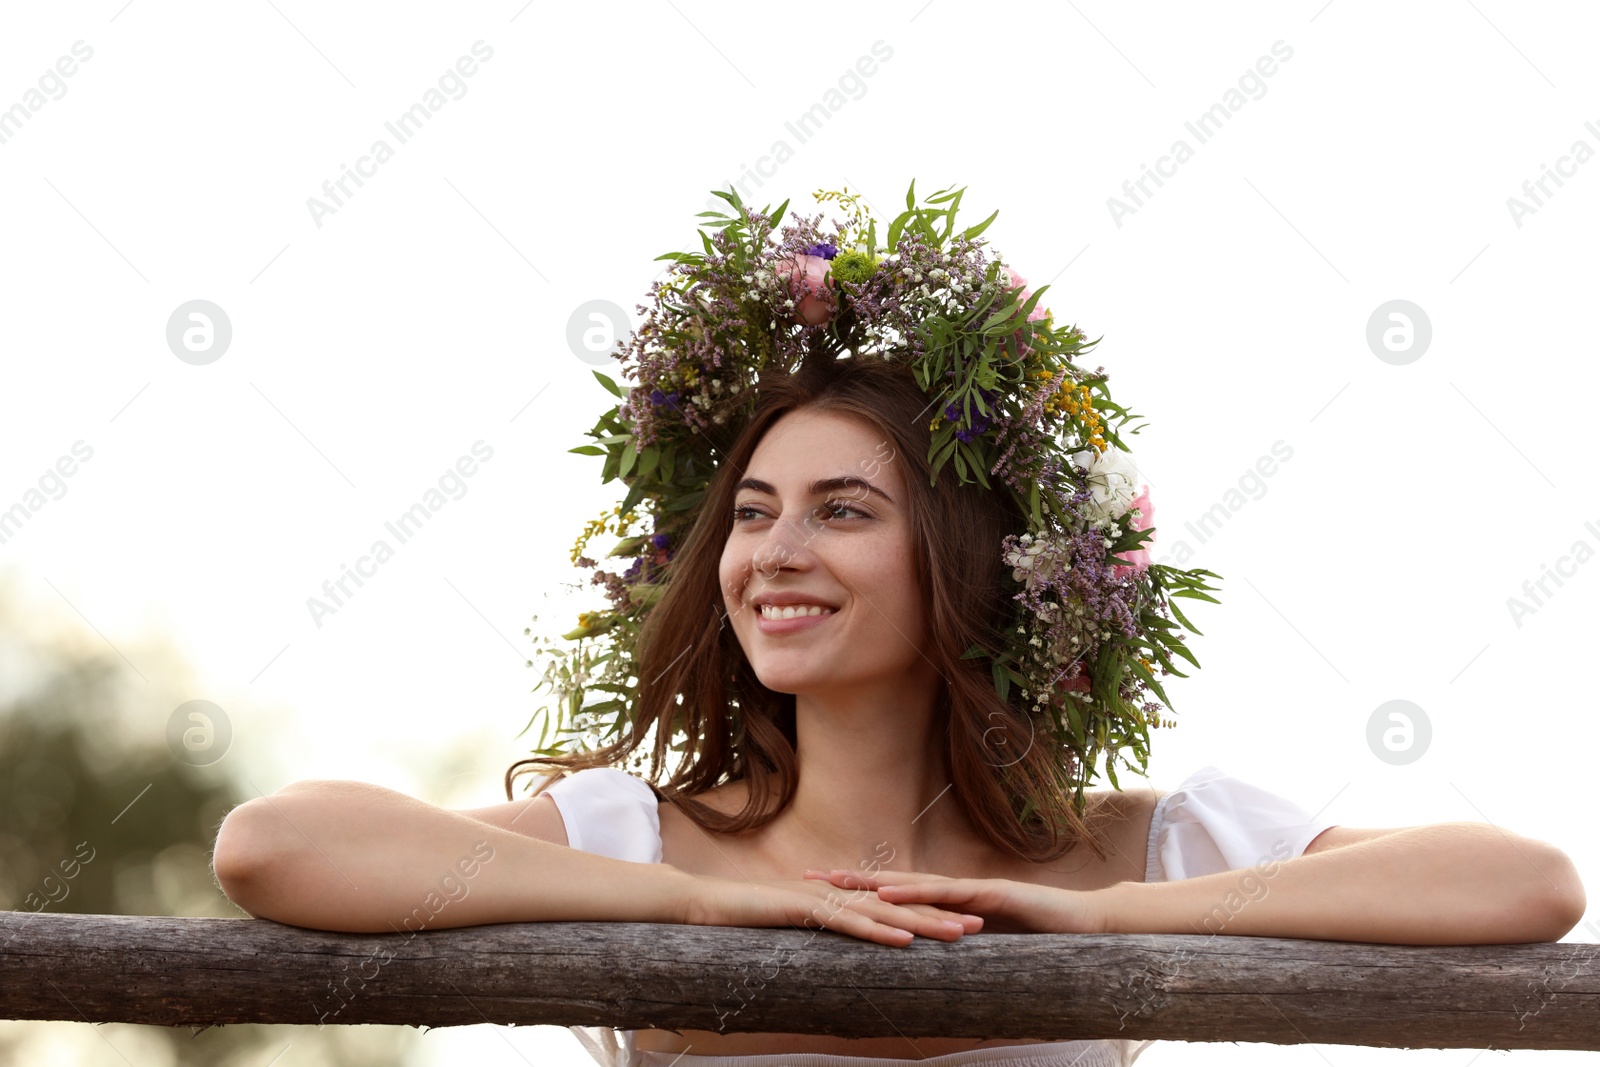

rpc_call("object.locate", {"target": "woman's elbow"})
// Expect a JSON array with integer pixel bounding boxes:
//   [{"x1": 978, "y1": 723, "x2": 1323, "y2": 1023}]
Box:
[
  {"x1": 211, "y1": 785, "x2": 325, "y2": 916},
  {"x1": 1549, "y1": 858, "x2": 1587, "y2": 938},
  {"x1": 1522, "y1": 842, "x2": 1587, "y2": 941}
]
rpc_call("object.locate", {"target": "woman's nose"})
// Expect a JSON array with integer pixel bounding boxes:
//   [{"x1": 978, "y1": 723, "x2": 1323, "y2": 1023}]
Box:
[{"x1": 750, "y1": 512, "x2": 818, "y2": 580}]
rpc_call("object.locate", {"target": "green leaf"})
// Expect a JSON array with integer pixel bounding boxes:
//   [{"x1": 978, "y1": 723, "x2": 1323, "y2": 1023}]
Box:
[
  {"x1": 1128, "y1": 659, "x2": 1172, "y2": 705},
  {"x1": 991, "y1": 660, "x2": 1010, "y2": 701},
  {"x1": 960, "y1": 209, "x2": 999, "y2": 241},
  {"x1": 980, "y1": 298, "x2": 1022, "y2": 334},
  {"x1": 966, "y1": 446, "x2": 991, "y2": 489},
  {"x1": 620, "y1": 479, "x2": 648, "y2": 516},
  {"x1": 1167, "y1": 637, "x2": 1202, "y2": 671},
  {"x1": 569, "y1": 444, "x2": 606, "y2": 456},
  {"x1": 618, "y1": 437, "x2": 637, "y2": 479},
  {"x1": 591, "y1": 370, "x2": 624, "y2": 398},
  {"x1": 887, "y1": 212, "x2": 909, "y2": 253},
  {"x1": 1167, "y1": 596, "x2": 1202, "y2": 635},
  {"x1": 664, "y1": 489, "x2": 706, "y2": 512},
  {"x1": 607, "y1": 536, "x2": 648, "y2": 558}
]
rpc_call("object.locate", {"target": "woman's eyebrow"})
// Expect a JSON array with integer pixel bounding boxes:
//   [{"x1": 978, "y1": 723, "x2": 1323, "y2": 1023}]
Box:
[{"x1": 734, "y1": 475, "x2": 895, "y2": 505}]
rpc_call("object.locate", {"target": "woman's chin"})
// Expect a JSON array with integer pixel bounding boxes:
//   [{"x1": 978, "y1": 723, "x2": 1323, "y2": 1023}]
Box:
[{"x1": 748, "y1": 663, "x2": 832, "y2": 697}]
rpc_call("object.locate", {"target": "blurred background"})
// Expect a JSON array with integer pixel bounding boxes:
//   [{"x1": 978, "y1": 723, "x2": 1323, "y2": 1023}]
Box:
[{"x1": 2, "y1": 0, "x2": 1597, "y2": 1063}]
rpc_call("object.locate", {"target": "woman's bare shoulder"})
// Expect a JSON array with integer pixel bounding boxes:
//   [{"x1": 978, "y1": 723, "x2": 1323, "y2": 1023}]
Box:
[{"x1": 1019, "y1": 783, "x2": 1159, "y2": 888}]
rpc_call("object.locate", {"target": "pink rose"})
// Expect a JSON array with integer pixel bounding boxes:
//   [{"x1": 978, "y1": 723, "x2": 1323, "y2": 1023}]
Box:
[
  {"x1": 780, "y1": 254, "x2": 835, "y2": 325},
  {"x1": 1112, "y1": 486, "x2": 1154, "y2": 578},
  {"x1": 1005, "y1": 266, "x2": 1048, "y2": 323}
]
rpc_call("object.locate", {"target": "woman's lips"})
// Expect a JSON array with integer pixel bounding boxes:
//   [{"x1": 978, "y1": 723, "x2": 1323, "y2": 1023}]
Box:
[{"x1": 754, "y1": 605, "x2": 838, "y2": 635}]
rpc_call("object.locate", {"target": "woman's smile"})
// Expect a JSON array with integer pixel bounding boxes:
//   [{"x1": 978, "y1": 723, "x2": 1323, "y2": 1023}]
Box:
[{"x1": 755, "y1": 602, "x2": 839, "y2": 634}]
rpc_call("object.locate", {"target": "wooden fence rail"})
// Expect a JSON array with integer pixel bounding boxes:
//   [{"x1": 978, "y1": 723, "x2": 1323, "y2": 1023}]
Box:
[{"x1": 3, "y1": 914, "x2": 1599, "y2": 1050}]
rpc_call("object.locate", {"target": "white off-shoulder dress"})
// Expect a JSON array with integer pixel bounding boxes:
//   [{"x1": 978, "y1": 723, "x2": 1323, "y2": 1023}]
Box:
[{"x1": 542, "y1": 765, "x2": 1338, "y2": 1067}]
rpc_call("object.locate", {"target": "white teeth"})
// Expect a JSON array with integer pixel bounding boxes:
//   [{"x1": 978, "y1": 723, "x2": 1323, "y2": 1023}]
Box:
[{"x1": 759, "y1": 603, "x2": 835, "y2": 620}]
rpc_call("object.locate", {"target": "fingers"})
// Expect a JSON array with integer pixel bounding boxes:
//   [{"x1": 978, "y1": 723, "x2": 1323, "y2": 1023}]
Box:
[
  {"x1": 802, "y1": 902, "x2": 926, "y2": 947},
  {"x1": 802, "y1": 888, "x2": 978, "y2": 945},
  {"x1": 900, "y1": 901, "x2": 984, "y2": 932},
  {"x1": 802, "y1": 869, "x2": 986, "y2": 931},
  {"x1": 824, "y1": 894, "x2": 981, "y2": 941}
]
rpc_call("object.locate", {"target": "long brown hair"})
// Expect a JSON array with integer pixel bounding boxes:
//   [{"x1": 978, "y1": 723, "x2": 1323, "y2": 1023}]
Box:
[{"x1": 507, "y1": 355, "x2": 1114, "y2": 864}]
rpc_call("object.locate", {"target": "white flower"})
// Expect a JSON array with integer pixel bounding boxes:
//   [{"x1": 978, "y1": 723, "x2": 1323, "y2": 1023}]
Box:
[
  {"x1": 1004, "y1": 536, "x2": 1053, "y2": 586},
  {"x1": 1071, "y1": 446, "x2": 1143, "y2": 523}
]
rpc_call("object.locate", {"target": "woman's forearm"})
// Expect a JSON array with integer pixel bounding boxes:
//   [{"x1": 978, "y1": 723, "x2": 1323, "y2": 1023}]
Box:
[
  {"x1": 1099, "y1": 823, "x2": 1585, "y2": 945},
  {"x1": 212, "y1": 780, "x2": 694, "y2": 932}
]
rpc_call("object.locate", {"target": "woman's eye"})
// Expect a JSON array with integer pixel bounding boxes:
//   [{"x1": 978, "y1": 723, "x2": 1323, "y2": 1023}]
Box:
[{"x1": 731, "y1": 501, "x2": 867, "y2": 522}]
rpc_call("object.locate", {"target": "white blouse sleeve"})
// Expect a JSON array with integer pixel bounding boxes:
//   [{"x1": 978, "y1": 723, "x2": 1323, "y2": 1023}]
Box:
[
  {"x1": 541, "y1": 767, "x2": 664, "y2": 865},
  {"x1": 1143, "y1": 765, "x2": 1338, "y2": 882}
]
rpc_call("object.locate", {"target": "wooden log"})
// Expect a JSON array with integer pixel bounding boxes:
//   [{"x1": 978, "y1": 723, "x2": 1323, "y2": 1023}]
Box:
[{"x1": 2, "y1": 913, "x2": 1598, "y2": 1049}]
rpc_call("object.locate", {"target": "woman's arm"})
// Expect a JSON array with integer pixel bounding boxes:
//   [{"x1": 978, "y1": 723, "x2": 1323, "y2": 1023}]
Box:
[
  {"x1": 211, "y1": 779, "x2": 985, "y2": 945},
  {"x1": 211, "y1": 780, "x2": 695, "y2": 932},
  {"x1": 810, "y1": 823, "x2": 1586, "y2": 945},
  {"x1": 1099, "y1": 822, "x2": 1586, "y2": 944}
]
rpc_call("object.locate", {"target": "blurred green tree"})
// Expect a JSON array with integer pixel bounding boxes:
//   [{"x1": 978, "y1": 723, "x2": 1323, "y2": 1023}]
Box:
[{"x1": 0, "y1": 574, "x2": 418, "y2": 1066}]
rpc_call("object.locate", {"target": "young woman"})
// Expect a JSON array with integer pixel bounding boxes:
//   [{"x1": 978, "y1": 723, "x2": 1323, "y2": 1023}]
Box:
[{"x1": 213, "y1": 356, "x2": 1586, "y2": 1066}]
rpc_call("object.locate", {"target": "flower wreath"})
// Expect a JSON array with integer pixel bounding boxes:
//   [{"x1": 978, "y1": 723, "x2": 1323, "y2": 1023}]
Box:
[{"x1": 525, "y1": 182, "x2": 1220, "y2": 807}]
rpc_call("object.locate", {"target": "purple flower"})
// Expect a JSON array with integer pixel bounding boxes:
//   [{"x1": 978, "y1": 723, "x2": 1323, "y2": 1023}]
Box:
[
  {"x1": 651, "y1": 532, "x2": 670, "y2": 549},
  {"x1": 954, "y1": 414, "x2": 992, "y2": 443},
  {"x1": 947, "y1": 398, "x2": 994, "y2": 441},
  {"x1": 649, "y1": 388, "x2": 682, "y2": 409},
  {"x1": 803, "y1": 242, "x2": 838, "y2": 260}
]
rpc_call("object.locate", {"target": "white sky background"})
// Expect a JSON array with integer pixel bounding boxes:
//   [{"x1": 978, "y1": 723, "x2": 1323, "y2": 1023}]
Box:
[{"x1": 2, "y1": 1, "x2": 1598, "y2": 1064}]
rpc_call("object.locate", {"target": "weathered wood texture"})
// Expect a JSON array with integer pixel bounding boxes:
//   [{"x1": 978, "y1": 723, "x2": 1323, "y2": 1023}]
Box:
[{"x1": 2, "y1": 914, "x2": 1598, "y2": 1049}]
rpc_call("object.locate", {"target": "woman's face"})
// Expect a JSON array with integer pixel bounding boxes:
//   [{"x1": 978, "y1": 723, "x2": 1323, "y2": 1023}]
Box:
[{"x1": 719, "y1": 407, "x2": 934, "y2": 699}]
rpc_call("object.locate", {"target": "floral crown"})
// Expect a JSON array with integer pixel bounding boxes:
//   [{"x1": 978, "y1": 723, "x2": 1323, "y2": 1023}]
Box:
[{"x1": 527, "y1": 182, "x2": 1219, "y2": 805}]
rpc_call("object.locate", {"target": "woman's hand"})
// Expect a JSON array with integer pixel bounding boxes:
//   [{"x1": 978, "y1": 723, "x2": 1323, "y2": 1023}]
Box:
[
  {"x1": 682, "y1": 872, "x2": 986, "y2": 947},
  {"x1": 803, "y1": 867, "x2": 1105, "y2": 935}
]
